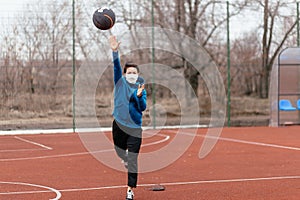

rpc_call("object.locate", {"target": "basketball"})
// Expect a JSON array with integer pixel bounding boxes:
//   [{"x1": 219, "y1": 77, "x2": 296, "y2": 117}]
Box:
[{"x1": 92, "y1": 7, "x2": 116, "y2": 30}]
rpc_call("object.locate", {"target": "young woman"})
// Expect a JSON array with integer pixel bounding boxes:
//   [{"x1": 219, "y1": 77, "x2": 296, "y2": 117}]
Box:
[{"x1": 109, "y1": 35, "x2": 147, "y2": 200}]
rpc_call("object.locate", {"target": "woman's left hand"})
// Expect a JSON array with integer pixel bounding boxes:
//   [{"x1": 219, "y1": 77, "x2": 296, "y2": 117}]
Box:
[{"x1": 137, "y1": 84, "x2": 145, "y2": 97}]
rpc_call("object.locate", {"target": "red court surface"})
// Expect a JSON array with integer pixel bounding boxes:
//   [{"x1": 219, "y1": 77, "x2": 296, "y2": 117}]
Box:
[{"x1": 0, "y1": 126, "x2": 299, "y2": 200}]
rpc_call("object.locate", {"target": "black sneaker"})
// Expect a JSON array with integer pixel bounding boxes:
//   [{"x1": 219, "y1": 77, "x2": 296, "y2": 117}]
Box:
[{"x1": 126, "y1": 190, "x2": 134, "y2": 200}]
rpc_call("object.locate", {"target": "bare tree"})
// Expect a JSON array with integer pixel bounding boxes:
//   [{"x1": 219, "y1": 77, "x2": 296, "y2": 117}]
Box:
[
  {"x1": 0, "y1": 25, "x2": 26, "y2": 103},
  {"x1": 122, "y1": 0, "x2": 250, "y2": 97},
  {"x1": 230, "y1": 31, "x2": 261, "y2": 96},
  {"x1": 20, "y1": 1, "x2": 73, "y2": 101},
  {"x1": 257, "y1": 0, "x2": 298, "y2": 98},
  {"x1": 0, "y1": 0, "x2": 75, "y2": 115}
]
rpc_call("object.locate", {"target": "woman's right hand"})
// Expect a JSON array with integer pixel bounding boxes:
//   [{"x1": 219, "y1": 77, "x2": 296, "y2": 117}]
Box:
[{"x1": 109, "y1": 35, "x2": 121, "y2": 51}]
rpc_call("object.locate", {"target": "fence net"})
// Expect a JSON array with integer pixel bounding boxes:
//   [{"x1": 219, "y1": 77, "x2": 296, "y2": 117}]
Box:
[{"x1": 1, "y1": 0, "x2": 299, "y2": 130}]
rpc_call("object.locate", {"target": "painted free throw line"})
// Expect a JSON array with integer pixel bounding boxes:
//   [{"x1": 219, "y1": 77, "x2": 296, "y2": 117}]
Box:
[
  {"x1": 0, "y1": 175, "x2": 299, "y2": 195},
  {"x1": 14, "y1": 136, "x2": 52, "y2": 150}
]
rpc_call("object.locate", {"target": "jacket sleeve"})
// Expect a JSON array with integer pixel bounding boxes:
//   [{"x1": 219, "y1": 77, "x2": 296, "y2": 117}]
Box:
[
  {"x1": 113, "y1": 51, "x2": 122, "y2": 85},
  {"x1": 134, "y1": 89, "x2": 147, "y2": 112},
  {"x1": 139, "y1": 90, "x2": 147, "y2": 111}
]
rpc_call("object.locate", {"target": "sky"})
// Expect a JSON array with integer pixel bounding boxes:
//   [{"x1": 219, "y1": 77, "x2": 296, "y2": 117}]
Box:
[
  {"x1": 0, "y1": 0, "x2": 28, "y2": 16},
  {"x1": 0, "y1": 0, "x2": 259, "y2": 39}
]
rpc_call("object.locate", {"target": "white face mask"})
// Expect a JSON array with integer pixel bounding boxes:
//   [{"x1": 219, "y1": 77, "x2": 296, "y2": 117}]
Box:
[{"x1": 125, "y1": 74, "x2": 138, "y2": 84}]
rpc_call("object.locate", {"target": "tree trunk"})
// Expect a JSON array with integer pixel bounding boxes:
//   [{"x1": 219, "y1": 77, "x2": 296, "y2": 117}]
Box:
[{"x1": 261, "y1": 0, "x2": 269, "y2": 98}]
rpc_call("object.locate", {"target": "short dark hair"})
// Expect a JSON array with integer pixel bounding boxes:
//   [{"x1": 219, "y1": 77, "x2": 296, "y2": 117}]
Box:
[{"x1": 124, "y1": 62, "x2": 139, "y2": 73}]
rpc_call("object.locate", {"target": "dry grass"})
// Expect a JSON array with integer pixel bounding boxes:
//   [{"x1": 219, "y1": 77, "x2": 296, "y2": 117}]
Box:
[{"x1": 0, "y1": 94, "x2": 270, "y2": 130}]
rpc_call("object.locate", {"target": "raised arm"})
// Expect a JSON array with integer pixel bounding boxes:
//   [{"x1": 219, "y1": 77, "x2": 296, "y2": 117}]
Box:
[
  {"x1": 109, "y1": 35, "x2": 122, "y2": 84},
  {"x1": 112, "y1": 51, "x2": 122, "y2": 84}
]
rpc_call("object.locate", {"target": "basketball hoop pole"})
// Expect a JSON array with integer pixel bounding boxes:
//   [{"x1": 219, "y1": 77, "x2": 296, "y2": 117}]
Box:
[
  {"x1": 226, "y1": 1, "x2": 231, "y2": 127},
  {"x1": 151, "y1": 0, "x2": 156, "y2": 129},
  {"x1": 72, "y1": 0, "x2": 76, "y2": 133},
  {"x1": 297, "y1": 2, "x2": 299, "y2": 46}
]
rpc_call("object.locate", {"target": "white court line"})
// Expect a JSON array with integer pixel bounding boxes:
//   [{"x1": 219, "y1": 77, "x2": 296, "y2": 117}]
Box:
[
  {"x1": 0, "y1": 125, "x2": 207, "y2": 135},
  {"x1": 170, "y1": 130, "x2": 300, "y2": 151},
  {"x1": 0, "y1": 181, "x2": 61, "y2": 200},
  {"x1": 0, "y1": 129, "x2": 75, "y2": 136},
  {"x1": 157, "y1": 175, "x2": 300, "y2": 187},
  {"x1": 0, "y1": 175, "x2": 299, "y2": 195},
  {"x1": 0, "y1": 133, "x2": 170, "y2": 162},
  {"x1": 0, "y1": 148, "x2": 47, "y2": 153},
  {"x1": 142, "y1": 133, "x2": 170, "y2": 147},
  {"x1": 14, "y1": 136, "x2": 53, "y2": 150},
  {"x1": 0, "y1": 149, "x2": 112, "y2": 162}
]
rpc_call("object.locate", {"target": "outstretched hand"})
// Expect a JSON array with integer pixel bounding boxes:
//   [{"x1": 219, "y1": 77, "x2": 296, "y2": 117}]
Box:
[
  {"x1": 137, "y1": 84, "x2": 145, "y2": 97},
  {"x1": 109, "y1": 35, "x2": 121, "y2": 51}
]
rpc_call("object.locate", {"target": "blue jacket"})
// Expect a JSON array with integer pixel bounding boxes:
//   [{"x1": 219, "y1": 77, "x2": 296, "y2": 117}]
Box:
[{"x1": 112, "y1": 51, "x2": 147, "y2": 128}]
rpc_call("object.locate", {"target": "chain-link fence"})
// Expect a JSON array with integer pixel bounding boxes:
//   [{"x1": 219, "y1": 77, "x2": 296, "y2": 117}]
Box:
[{"x1": 1, "y1": 0, "x2": 299, "y2": 130}]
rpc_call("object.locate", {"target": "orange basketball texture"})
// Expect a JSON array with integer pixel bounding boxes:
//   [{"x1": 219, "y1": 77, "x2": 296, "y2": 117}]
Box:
[{"x1": 93, "y1": 7, "x2": 116, "y2": 30}]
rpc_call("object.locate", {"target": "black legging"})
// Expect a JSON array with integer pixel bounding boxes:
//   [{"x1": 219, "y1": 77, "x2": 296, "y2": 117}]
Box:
[{"x1": 112, "y1": 120, "x2": 142, "y2": 188}]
